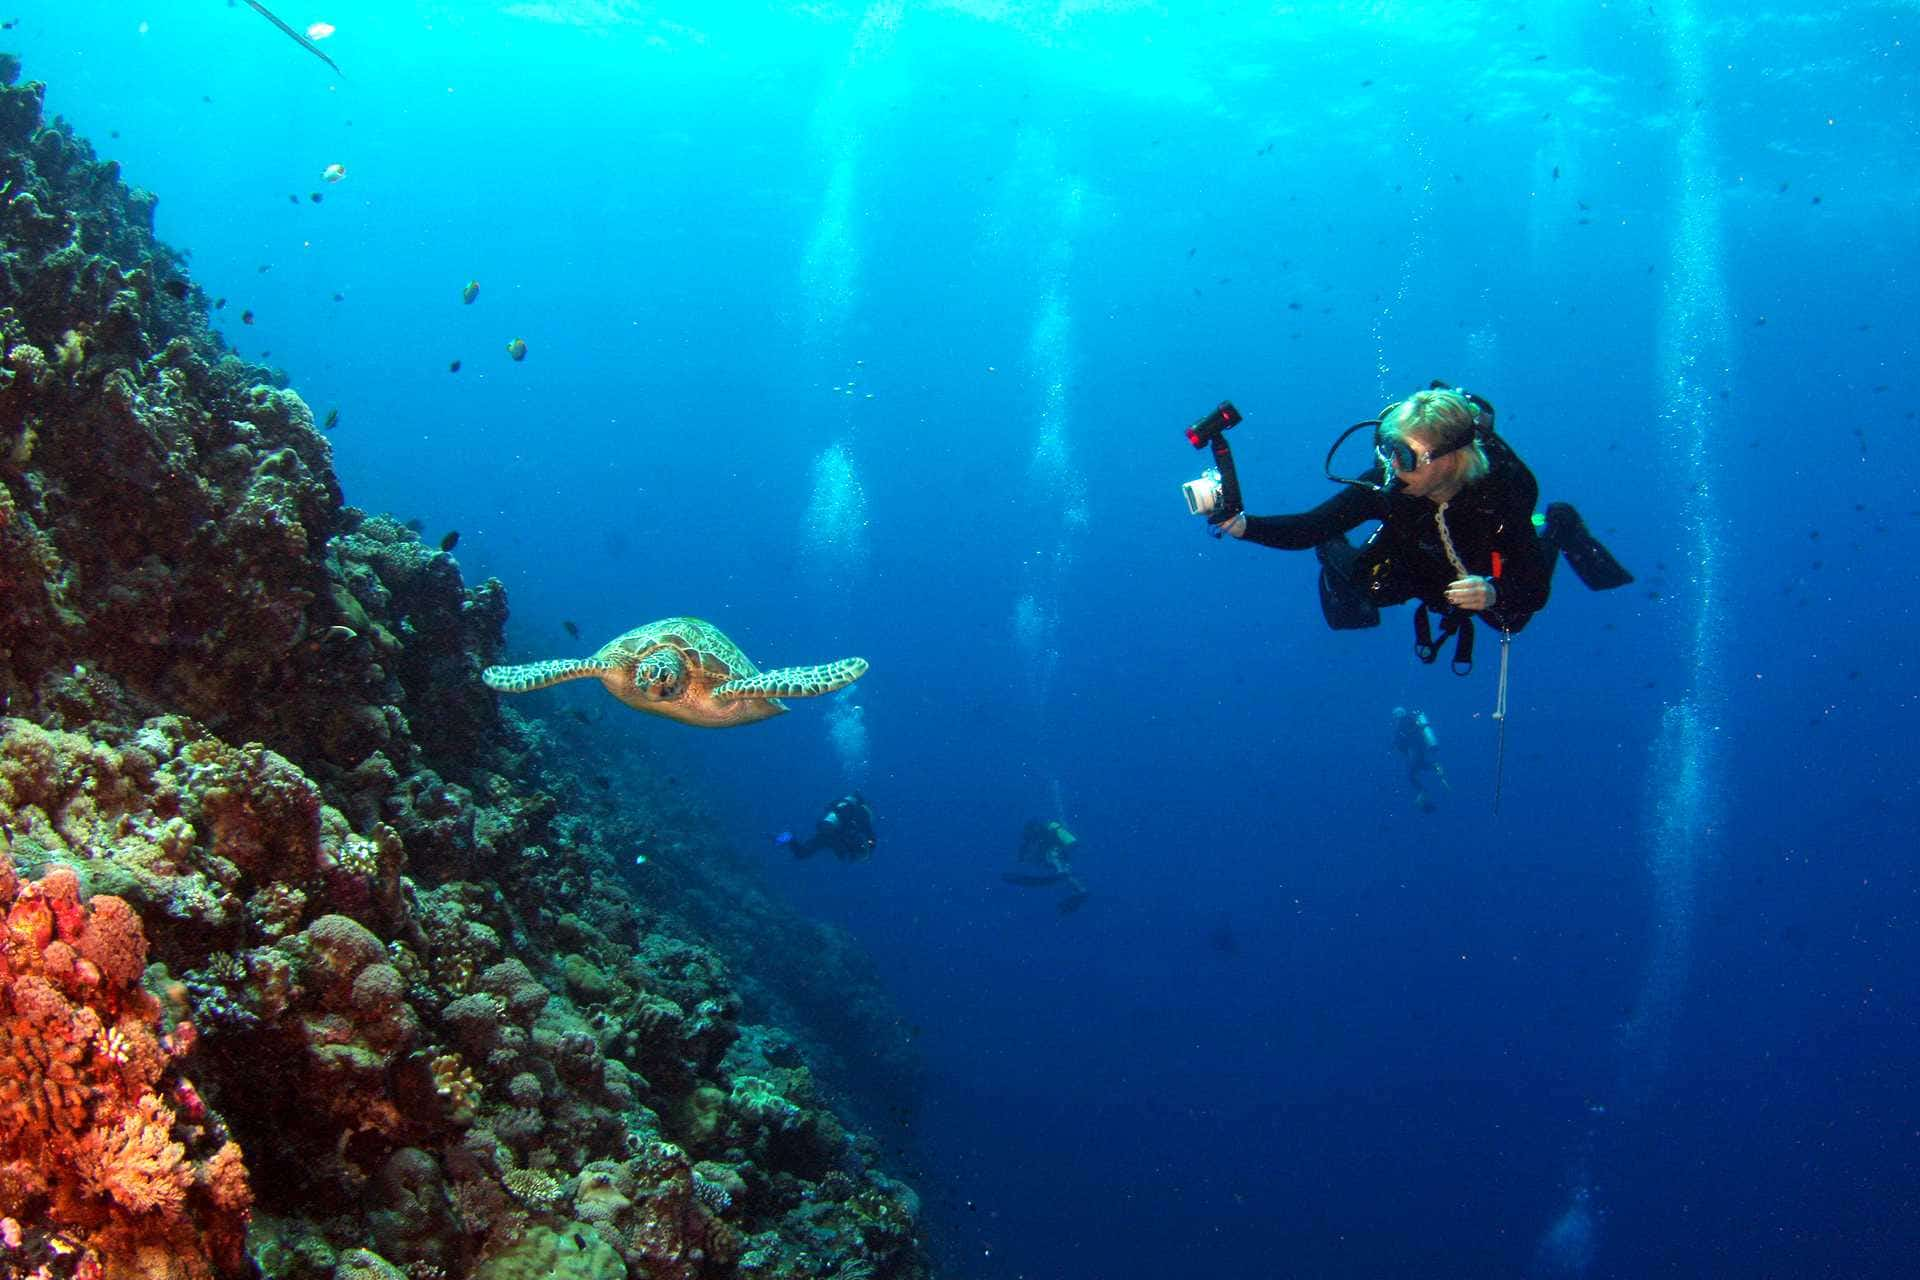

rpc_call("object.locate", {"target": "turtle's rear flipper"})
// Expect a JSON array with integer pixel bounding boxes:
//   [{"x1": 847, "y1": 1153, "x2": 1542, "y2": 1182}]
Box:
[
  {"x1": 1056, "y1": 889, "x2": 1090, "y2": 915},
  {"x1": 1544, "y1": 502, "x2": 1634, "y2": 590},
  {"x1": 714, "y1": 657, "x2": 869, "y2": 701},
  {"x1": 483, "y1": 658, "x2": 606, "y2": 694}
]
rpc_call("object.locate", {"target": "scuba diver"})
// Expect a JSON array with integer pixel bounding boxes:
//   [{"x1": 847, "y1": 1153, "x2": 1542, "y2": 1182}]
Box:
[
  {"x1": 1209, "y1": 384, "x2": 1632, "y2": 671},
  {"x1": 773, "y1": 792, "x2": 876, "y2": 863},
  {"x1": 1392, "y1": 706, "x2": 1450, "y2": 813},
  {"x1": 1002, "y1": 819, "x2": 1089, "y2": 915}
]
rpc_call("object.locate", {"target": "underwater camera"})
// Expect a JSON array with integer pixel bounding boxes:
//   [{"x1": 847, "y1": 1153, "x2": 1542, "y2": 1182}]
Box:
[{"x1": 1181, "y1": 400, "x2": 1244, "y2": 520}]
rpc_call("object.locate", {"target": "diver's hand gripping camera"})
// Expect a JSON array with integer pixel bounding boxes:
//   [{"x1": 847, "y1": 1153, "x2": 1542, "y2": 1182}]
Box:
[{"x1": 1181, "y1": 401, "x2": 1244, "y2": 524}]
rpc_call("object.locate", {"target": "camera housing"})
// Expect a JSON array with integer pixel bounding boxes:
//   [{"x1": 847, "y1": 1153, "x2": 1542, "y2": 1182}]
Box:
[{"x1": 1182, "y1": 468, "x2": 1224, "y2": 516}]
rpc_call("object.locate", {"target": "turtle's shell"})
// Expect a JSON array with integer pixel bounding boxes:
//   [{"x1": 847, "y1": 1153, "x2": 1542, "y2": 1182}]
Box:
[{"x1": 594, "y1": 617, "x2": 780, "y2": 727}]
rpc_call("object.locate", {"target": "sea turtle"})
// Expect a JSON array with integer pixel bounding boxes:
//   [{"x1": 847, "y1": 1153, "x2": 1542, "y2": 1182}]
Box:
[{"x1": 480, "y1": 617, "x2": 867, "y2": 729}]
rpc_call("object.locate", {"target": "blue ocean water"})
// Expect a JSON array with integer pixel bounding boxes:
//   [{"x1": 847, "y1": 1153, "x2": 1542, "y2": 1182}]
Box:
[{"x1": 19, "y1": 2, "x2": 1918, "y2": 1276}]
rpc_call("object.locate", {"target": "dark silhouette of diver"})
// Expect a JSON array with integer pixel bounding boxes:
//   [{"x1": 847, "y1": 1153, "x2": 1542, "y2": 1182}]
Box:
[
  {"x1": 774, "y1": 793, "x2": 876, "y2": 863},
  {"x1": 1392, "y1": 706, "x2": 1451, "y2": 813},
  {"x1": 1002, "y1": 819, "x2": 1089, "y2": 914}
]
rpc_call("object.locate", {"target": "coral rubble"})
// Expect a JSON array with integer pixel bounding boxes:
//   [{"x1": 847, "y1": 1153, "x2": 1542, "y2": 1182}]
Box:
[{"x1": 0, "y1": 56, "x2": 927, "y2": 1280}]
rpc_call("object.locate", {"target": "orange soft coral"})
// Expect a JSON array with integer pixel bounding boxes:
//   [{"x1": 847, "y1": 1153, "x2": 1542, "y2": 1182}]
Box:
[
  {"x1": 0, "y1": 856, "x2": 252, "y2": 1278},
  {"x1": 74, "y1": 1093, "x2": 193, "y2": 1215}
]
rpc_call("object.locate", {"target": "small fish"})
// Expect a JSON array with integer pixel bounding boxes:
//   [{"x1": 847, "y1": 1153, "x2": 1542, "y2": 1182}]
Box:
[
  {"x1": 462, "y1": 280, "x2": 480, "y2": 304},
  {"x1": 403, "y1": 517, "x2": 425, "y2": 533},
  {"x1": 322, "y1": 163, "x2": 346, "y2": 183},
  {"x1": 258, "y1": 264, "x2": 272, "y2": 273},
  {"x1": 567, "y1": 708, "x2": 592, "y2": 725},
  {"x1": 214, "y1": 297, "x2": 226, "y2": 309},
  {"x1": 325, "y1": 625, "x2": 357, "y2": 641},
  {"x1": 310, "y1": 192, "x2": 323, "y2": 203},
  {"x1": 590, "y1": 777, "x2": 611, "y2": 790},
  {"x1": 306, "y1": 21, "x2": 335, "y2": 40},
  {"x1": 162, "y1": 278, "x2": 190, "y2": 299},
  {"x1": 562, "y1": 619, "x2": 580, "y2": 639},
  {"x1": 322, "y1": 408, "x2": 339, "y2": 430},
  {"x1": 288, "y1": 193, "x2": 300, "y2": 204},
  {"x1": 439, "y1": 530, "x2": 460, "y2": 552},
  {"x1": 448, "y1": 359, "x2": 462, "y2": 373},
  {"x1": 506, "y1": 338, "x2": 527, "y2": 361},
  {"x1": 111, "y1": 129, "x2": 120, "y2": 138},
  {"x1": 241, "y1": 310, "x2": 255, "y2": 325},
  {"x1": 332, "y1": 292, "x2": 345, "y2": 302},
  {"x1": 1, "y1": 20, "x2": 16, "y2": 29}
]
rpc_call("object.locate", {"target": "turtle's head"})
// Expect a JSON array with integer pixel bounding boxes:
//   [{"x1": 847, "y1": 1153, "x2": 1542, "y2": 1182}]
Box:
[{"x1": 631, "y1": 651, "x2": 689, "y2": 703}]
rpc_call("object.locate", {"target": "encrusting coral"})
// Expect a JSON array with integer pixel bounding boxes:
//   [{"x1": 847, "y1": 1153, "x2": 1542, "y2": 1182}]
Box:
[{"x1": 0, "y1": 52, "x2": 928, "y2": 1280}]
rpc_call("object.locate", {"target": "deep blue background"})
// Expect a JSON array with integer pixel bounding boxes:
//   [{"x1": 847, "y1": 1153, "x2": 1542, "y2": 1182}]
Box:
[{"x1": 16, "y1": 2, "x2": 1918, "y2": 1276}]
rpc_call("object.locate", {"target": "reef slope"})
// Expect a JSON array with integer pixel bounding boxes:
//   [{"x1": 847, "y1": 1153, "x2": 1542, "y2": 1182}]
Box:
[{"x1": 0, "y1": 55, "x2": 928, "y2": 1280}]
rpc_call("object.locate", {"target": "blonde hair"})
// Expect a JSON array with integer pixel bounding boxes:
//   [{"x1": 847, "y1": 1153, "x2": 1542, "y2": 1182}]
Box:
[{"x1": 1379, "y1": 388, "x2": 1489, "y2": 484}]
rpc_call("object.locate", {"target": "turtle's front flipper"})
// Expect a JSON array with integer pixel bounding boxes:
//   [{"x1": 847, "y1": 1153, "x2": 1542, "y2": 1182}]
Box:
[
  {"x1": 714, "y1": 657, "x2": 868, "y2": 702},
  {"x1": 482, "y1": 659, "x2": 607, "y2": 694}
]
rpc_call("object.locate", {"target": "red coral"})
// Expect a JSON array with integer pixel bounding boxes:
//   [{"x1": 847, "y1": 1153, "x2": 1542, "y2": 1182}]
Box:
[
  {"x1": 40, "y1": 864, "x2": 86, "y2": 941},
  {"x1": 75, "y1": 895, "x2": 148, "y2": 991},
  {"x1": 0, "y1": 858, "x2": 252, "y2": 1277}
]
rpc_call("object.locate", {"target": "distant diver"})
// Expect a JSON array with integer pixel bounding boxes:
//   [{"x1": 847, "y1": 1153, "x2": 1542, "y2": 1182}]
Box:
[
  {"x1": 240, "y1": 2, "x2": 344, "y2": 77},
  {"x1": 1002, "y1": 819, "x2": 1089, "y2": 915},
  {"x1": 1391, "y1": 706, "x2": 1451, "y2": 813},
  {"x1": 774, "y1": 793, "x2": 877, "y2": 863}
]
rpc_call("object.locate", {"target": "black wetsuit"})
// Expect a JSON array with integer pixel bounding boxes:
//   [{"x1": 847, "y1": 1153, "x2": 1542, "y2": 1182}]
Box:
[
  {"x1": 1242, "y1": 434, "x2": 1553, "y2": 634},
  {"x1": 789, "y1": 794, "x2": 876, "y2": 862}
]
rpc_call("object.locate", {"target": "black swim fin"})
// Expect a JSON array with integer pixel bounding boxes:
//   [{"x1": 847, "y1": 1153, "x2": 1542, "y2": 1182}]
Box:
[
  {"x1": 1544, "y1": 502, "x2": 1634, "y2": 591},
  {"x1": 1003, "y1": 871, "x2": 1065, "y2": 887}
]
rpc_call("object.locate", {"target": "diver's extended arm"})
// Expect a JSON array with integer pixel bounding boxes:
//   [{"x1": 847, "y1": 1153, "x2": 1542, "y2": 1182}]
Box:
[{"x1": 1239, "y1": 485, "x2": 1385, "y2": 550}]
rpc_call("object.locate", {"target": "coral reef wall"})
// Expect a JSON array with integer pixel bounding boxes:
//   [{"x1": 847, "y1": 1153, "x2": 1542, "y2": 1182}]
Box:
[{"x1": 0, "y1": 56, "x2": 928, "y2": 1280}]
